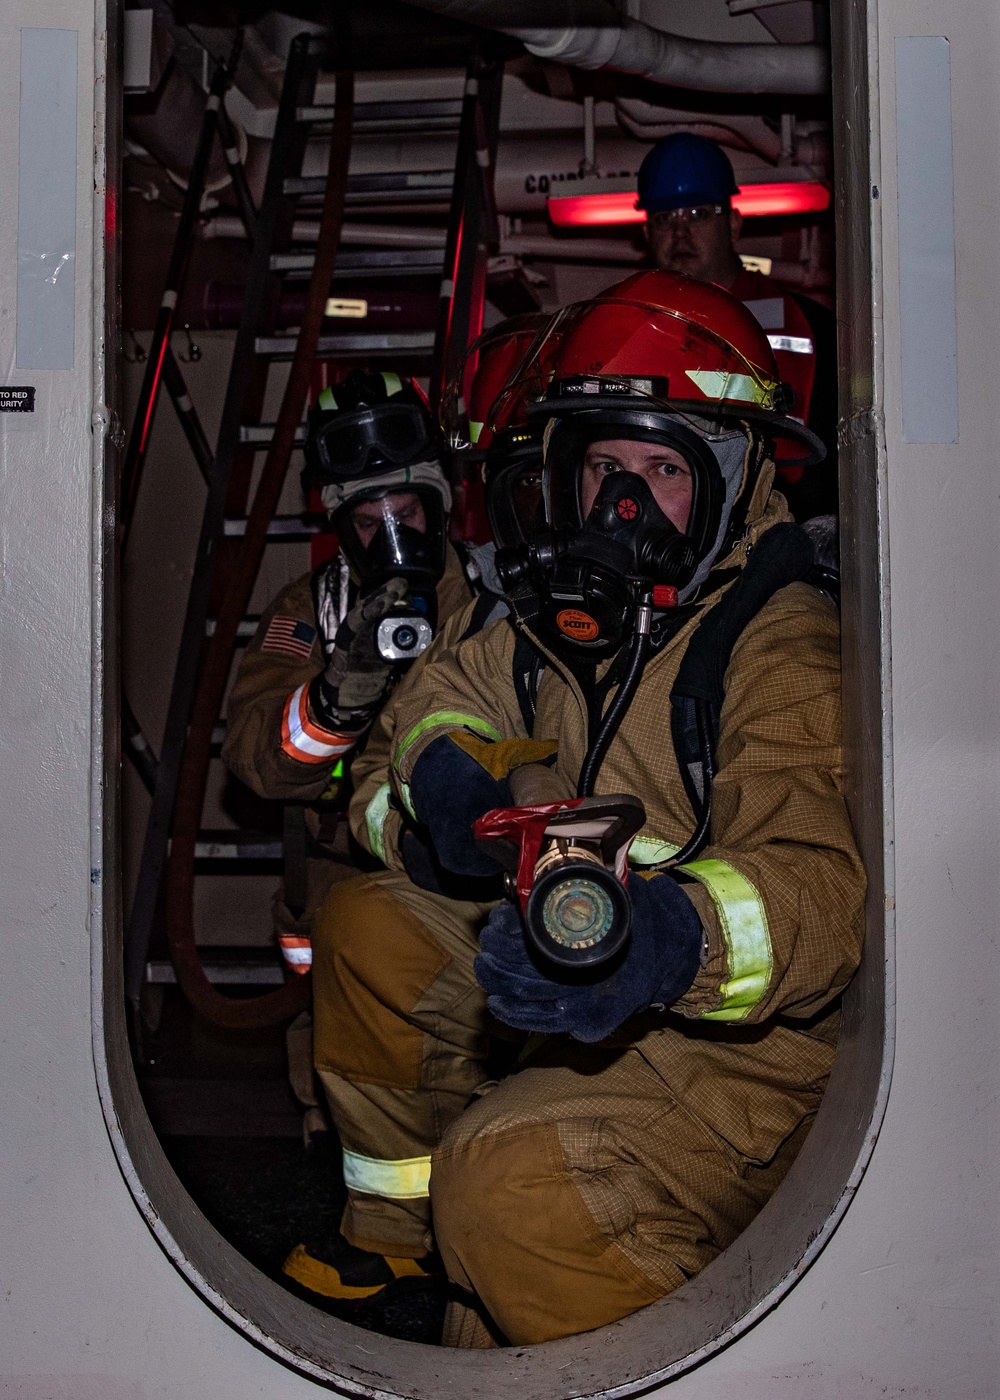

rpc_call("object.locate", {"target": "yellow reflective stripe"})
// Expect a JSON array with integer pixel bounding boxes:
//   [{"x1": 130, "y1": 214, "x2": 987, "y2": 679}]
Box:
[
  {"x1": 469, "y1": 419, "x2": 484, "y2": 444},
  {"x1": 381, "y1": 371, "x2": 403, "y2": 396},
  {"x1": 685, "y1": 368, "x2": 778, "y2": 409},
  {"x1": 365, "y1": 782, "x2": 393, "y2": 864},
  {"x1": 628, "y1": 835, "x2": 681, "y2": 866},
  {"x1": 680, "y1": 857, "x2": 773, "y2": 1021},
  {"x1": 318, "y1": 385, "x2": 337, "y2": 411},
  {"x1": 394, "y1": 710, "x2": 502, "y2": 772},
  {"x1": 342, "y1": 1149, "x2": 431, "y2": 1199}
]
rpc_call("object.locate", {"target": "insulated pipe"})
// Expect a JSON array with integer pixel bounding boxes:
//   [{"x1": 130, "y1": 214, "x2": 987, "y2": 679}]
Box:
[
  {"x1": 400, "y1": 3, "x2": 829, "y2": 95},
  {"x1": 504, "y1": 21, "x2": 830, "y2": 96}
]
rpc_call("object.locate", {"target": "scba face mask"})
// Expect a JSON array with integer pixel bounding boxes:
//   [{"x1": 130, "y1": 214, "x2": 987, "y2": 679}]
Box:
[
  {"x1": 332, "y1": 484, "x2": 448, "y2": 601},
  {"x1": 498, "y1": 413, "x2": 734, "y2": 658}
]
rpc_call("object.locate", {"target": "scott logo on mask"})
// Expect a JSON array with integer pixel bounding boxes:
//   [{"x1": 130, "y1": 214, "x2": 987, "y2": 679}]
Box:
[
  {"x1": 556, "y1": 608, "x2": 601, "y2": 642},
  {"x1": 497, "y1": 472, "x2": 699, "y2": 660}
]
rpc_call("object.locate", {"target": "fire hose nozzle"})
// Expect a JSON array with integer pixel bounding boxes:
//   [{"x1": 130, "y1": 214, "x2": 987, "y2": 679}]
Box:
[{"x1": 474, "y1": 789, "x2": 646, "y2": 970}]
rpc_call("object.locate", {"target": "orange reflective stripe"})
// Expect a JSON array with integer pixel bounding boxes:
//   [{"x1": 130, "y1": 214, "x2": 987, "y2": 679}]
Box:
[
  {"x1": 279, "y1": 935, "x2": 312, "y2": 973},
  {"x1": 281, "y1": 684, "x2": 358, "y2": 764}
]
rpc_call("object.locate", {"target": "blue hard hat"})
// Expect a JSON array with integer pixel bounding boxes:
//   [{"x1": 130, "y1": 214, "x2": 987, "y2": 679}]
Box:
[{"x1": 637, "y1": 133, "x2": 739, "y2": 214}]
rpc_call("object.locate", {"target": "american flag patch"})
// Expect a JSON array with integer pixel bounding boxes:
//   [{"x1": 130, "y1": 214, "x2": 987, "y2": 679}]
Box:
[{"x1": 262, "y1": 615, "x2": 317, "y2": 660}]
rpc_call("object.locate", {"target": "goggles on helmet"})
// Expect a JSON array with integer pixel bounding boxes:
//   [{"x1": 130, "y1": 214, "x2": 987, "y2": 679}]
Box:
[
  {"x1": 330, "y1": 484, "x2": 447, "y2": 597},
  {"x1": 309, "y1": 402, "x2": 436, "y2": 484}
]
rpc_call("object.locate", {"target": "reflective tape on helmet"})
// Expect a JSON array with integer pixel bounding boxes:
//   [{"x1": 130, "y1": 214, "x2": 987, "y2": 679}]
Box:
[
  {"x1": 318, "y1": 386, "x2": 338, "y2": 411},
  {"x1": 342, "y1": 1149, "x2": 431, "y2": 1199},
  {"x1": 365, "y1": 781, "x2": 393, "y2": 864},
  {"x1": 679, "y1": 857, "x2": 773, "y2": 1020},
  {"x1": 279, "y1": 936, "x2": 312, "y2": 973},
  {"x1": 685, "y1": 368, "x2": 778, "y2": 408},
  {"x1": 281, "y1": 684, "x2": 359, "y2": 765},
  {"x1": 394, "y1": 710, "x2": 502, "y2": 773},
  {"x1": 767, "y1": 333, "x2": 814, "y2": 355},
  {"x1": 381, "y1": 371, "x2": 403, "y2": 396}
]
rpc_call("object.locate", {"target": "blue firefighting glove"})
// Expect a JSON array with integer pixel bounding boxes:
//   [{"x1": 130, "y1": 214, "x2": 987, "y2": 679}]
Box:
[
  {"x1": 408, "y1": 734, "x2": 512, "y2": 878},
  {"x1": 475, "y1": 872, "x2": 703, "y2": 1043},
  {"x1": 408, "y1": 732, "x2": 560, "y2": 879}
]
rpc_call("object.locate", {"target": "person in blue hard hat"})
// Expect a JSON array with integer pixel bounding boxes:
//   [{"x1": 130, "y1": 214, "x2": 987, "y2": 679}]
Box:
[{"x1": 638, "y1": 133, "x2": 838, "y2": 520}]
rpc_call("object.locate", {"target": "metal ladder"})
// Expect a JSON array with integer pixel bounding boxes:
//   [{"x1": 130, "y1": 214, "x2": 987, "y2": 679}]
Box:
[{"x1": 122, "y1": 31, "x2": 503, "y2": 1030}]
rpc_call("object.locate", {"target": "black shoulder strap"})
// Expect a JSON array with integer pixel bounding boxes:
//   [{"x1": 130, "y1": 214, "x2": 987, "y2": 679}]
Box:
[
  {"x1": 670, "y1": 523, "x2": 815, "y2": 811},
  {"x1": 459, "y1": 588, "x2": 507, "y2": 643}
]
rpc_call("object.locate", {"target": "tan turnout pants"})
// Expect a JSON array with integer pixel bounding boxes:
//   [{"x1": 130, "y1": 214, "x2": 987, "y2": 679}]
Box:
[{"x1": 311, "y1": 870, "x2": 810, "y2": 1345}]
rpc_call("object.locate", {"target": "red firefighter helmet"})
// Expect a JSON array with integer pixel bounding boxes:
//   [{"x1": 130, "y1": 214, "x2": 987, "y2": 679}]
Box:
[
  {"x1": 440, "y1": 312, "x2": 550, "y2": 454},
  {"x1": 491, "y1": 270, "x2": 824, "y2": 463},
  {"x1": 491, "y1": 270, "x2": 825, "y2": 576}
]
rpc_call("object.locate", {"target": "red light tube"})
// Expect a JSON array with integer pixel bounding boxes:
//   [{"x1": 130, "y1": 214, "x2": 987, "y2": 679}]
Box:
[{"x1": 547, "y1": 181, "x2": 831, "y2": 228}]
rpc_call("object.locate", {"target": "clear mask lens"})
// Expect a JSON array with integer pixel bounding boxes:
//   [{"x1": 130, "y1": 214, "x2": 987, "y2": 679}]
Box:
[{"x1": 335, "y1": 486, "x2": 447, "y2": 593}]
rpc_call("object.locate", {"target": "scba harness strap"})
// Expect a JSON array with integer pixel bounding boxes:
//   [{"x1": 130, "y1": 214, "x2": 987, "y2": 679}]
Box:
[{"x1": 669, "y1": 522, "x2": 817, "y2": 816}]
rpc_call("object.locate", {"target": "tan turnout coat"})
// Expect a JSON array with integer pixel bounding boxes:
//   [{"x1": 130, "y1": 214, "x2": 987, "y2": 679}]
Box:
[{"x1": 382, "y1": 482, "x2": 866, "y2": 1167}]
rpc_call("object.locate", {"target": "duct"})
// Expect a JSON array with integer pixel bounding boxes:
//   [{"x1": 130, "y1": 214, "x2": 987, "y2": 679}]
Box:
[
  {"x1": 403, "y1": 2, "x2": 829, "y2": 95},
  {"x1": 509, "y1": 21, "x2": 828, "y2": 95}
]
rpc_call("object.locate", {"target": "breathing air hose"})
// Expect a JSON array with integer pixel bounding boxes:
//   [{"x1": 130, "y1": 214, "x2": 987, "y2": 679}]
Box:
[
  {"x1": 576, "y1": 595, "x2": 715, "y2": 866},
  {"x1": 661, "y1": 698, "x2": 715, "y2": 867},
  {"x1": 164, "y1": 57, "x2": 354, "y2": 1031},
  {"x1": 577, "y1": 595, "x2": 652, "y2": 798}
]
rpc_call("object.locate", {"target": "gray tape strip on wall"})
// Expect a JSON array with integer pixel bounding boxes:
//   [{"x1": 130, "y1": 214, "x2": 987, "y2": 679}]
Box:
[
  {"x1": 16, "y1": 28, "x2": 79, "y2": 371},
  {"x1": 894, "y1": 36, "x2": 959, "y2": 445}
]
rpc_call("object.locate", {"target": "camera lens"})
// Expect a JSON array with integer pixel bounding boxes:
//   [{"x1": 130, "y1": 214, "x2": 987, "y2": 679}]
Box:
[{"x1": 392, "y1": 624, "x2": 418, "y2": 651}]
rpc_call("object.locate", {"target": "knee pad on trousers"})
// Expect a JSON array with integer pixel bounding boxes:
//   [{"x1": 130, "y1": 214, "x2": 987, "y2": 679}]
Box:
[{"x1": 430, "y1": 1109, "x2": 661, "y2": 1345}]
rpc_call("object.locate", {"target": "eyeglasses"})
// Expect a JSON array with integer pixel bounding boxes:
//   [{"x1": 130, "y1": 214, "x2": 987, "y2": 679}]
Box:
[{"x1": 649, "y1": 204, "x2": 725, "y2": 229}]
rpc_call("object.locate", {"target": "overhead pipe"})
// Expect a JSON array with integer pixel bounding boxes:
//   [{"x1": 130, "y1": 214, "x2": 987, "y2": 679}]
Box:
[
  {"x1": 505, "y1": 21, "x2": 829, "y2": 96},
  {"x1": 202, "y1": 214, "x2": 644, "y2": 264},
  {"x1": 401, "y1": 2, "x2": 829, "y2": 95}
]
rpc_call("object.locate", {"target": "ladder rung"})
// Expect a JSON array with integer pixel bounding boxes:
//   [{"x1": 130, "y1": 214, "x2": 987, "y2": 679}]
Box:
[
  {"x1": 146, "y1": 957, "x2": 285, "y2": 986},
  {"x1": 206, "y1": 616, "x2": 260, "y2": 640},
  {"x1": 271, "y1": 248, "x2": 446, "y2": 278},
  {"x1": 298, "y1": 98, "x2": 463, "y2": 126},
  {"x1": 223, "y1": 514, "x2": 325, "y2": 541},
  {"x1": 285, "y1": 172, "x2": 454, "y2": 199},
  {"x1": 239, "y1": 423, "x2": 308, "y2": 445},
  {"x1": 192, "y1": 830, "x2": 284, "y2": 861},
  {"x1": 255, "y1": 331, "x2": 435, "y2": 360}
]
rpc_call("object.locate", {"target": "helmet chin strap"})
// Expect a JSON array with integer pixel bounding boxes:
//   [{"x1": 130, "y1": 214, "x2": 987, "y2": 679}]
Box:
[{"x1": 677, "y1": 429, "x2": 751, "y2": 602}]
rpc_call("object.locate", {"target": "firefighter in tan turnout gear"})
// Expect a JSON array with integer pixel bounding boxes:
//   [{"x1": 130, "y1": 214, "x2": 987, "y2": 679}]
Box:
[
  {"x1": 222, "y1": 369, "x2": 471, "y2": 973},
  {"x1": 308, "y1": 271, "x2": 866, "y2": 1345}
]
